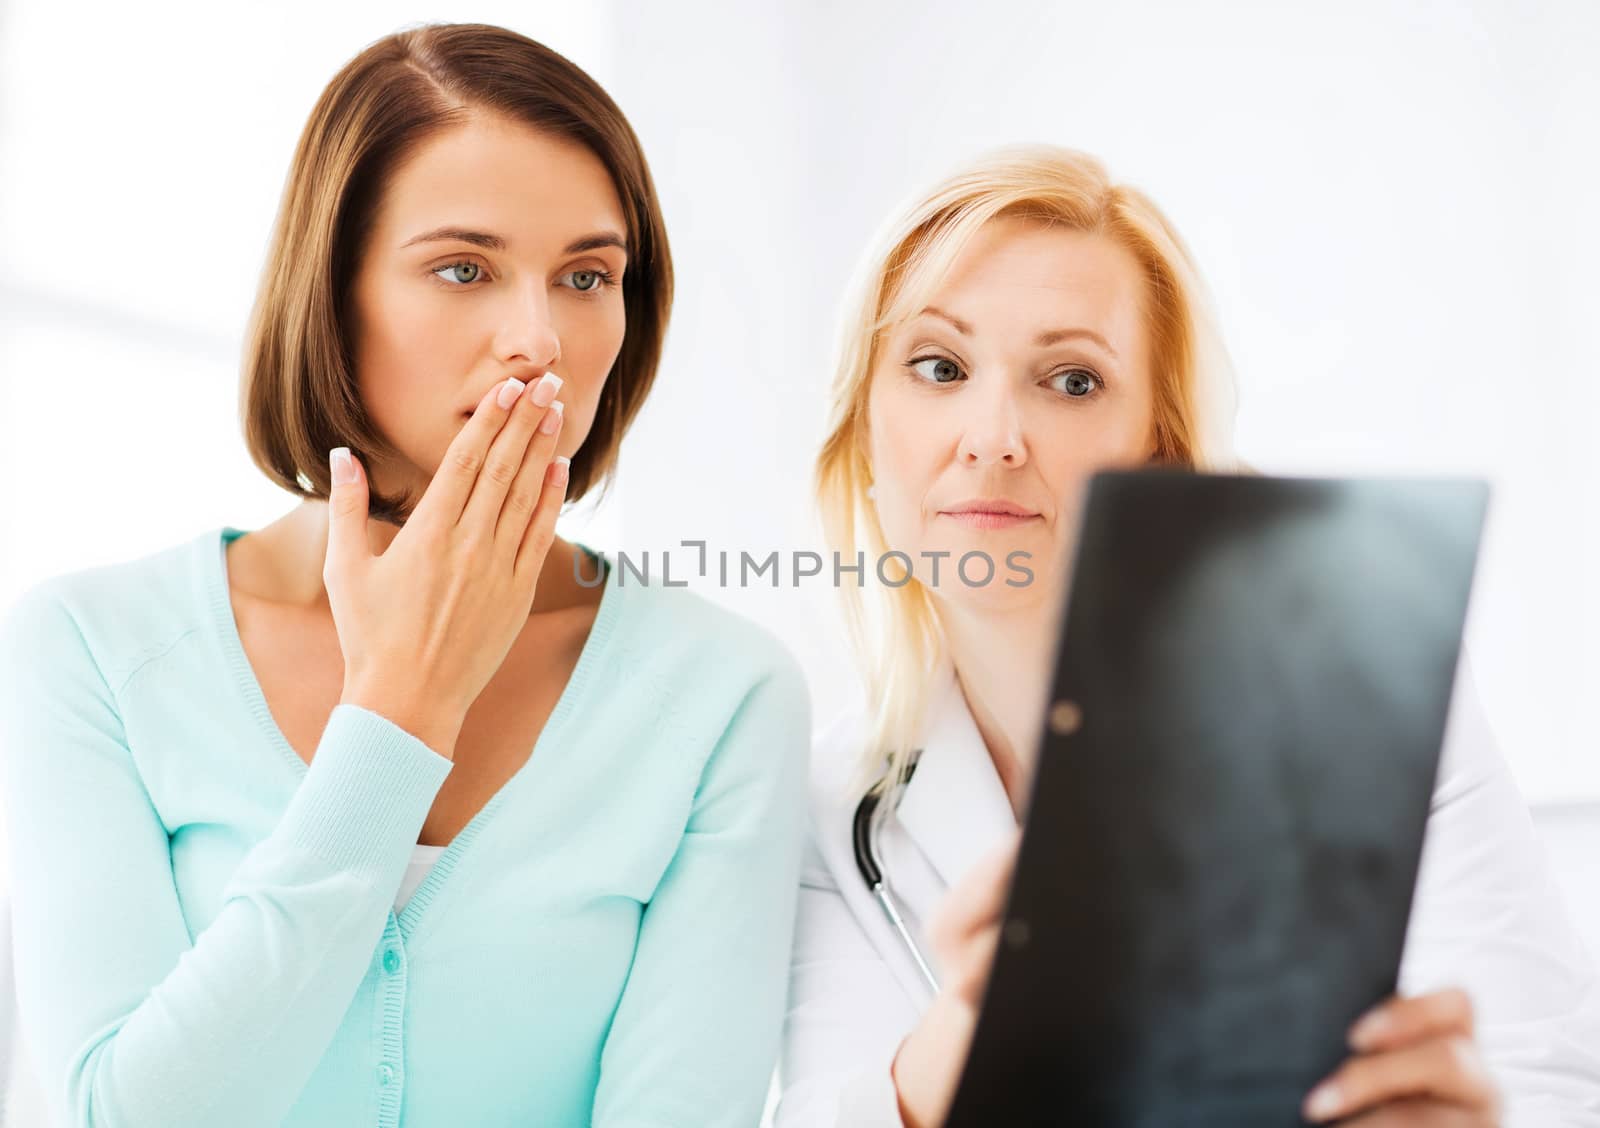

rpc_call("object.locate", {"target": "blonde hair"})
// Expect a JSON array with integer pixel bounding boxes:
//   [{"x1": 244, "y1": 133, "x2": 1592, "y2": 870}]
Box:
[{"x1": 814, "y1": 144, "x2": 1242, "y2": 797}]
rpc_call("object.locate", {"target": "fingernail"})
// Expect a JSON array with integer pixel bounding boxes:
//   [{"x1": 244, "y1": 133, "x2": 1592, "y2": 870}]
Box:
[
  {"x1": 539, "y1": 399, "x2": 564, "y2": 435},
  {"x1": 1349, "y1": 1009, "x2": 1389, "y2": 1048},
  {"x1": 550, "y1": 455, "x2": 570, "y2": 488},
  {"x1": 497, "y1": 377, "x2": 526, "y2": 409},
  {"x1": 1303, "y1": 1081, "x2": 1342, "y2": 1121},
  {"x1": 330, "y1": 447, "x2": 356, "y2": 486},
  {"x1": 530, "y1": 372, "x2": 563, "y2": 407}
]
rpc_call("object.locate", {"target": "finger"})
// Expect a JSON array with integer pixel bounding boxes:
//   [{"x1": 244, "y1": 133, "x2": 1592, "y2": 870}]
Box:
[
  {"x1": 946, "y1": 922, "x2": 1002, "y2": 1006},
  {"x1": 324, "y1": 446, "x2": 370, "y2": 573},
  {"x1": 1337, "y1": 1099, "x2": 1485, "y2": 1128},
  {"x1": 462, "y1": 373, "x2": 563, "y2": 536},
  {"x1": 930, "y1": 831, "x2": 1020, "y2": 953},
  {"x1": 514, "y1": 454, "x2": 571, "y2": 581},
  {"x1": 1349, "y1": 989, "x2": 1475, "y2": 1053},
  {"x1": 1303, "y1": 1036, "x2": 1499, "y2": 1123},
  {"x1": 410, "y1": 376, "x2": 529, "y2": 532},
  {"x1": 496, "y1": 394, "x2": 565, "y2": 549}
]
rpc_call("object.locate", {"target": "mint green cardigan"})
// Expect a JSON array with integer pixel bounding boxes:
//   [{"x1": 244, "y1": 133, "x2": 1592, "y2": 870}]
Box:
[{"x1": 0, "y1": 526, "x2": 811, "y2": 1127}]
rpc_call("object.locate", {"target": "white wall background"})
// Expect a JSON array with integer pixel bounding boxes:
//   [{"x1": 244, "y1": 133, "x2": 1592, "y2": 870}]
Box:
[
  {"x1": 3, "y1": 1, "x2": 1596, "y2": 795},
  {"x1": 1, "y1": 0, "x2": 1597, "y2": 1116},
  {"x1": 602, "y1": 0, "x2": 1600, "y2": 805}
]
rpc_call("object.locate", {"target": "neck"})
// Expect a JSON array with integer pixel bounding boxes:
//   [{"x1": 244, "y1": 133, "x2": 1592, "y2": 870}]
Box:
[
  {"x1": 261, "y1": 501, "x2": 398, "y2": 610},
  {"x1": 258, "y1": 500, "x2": 588, "y2": 616},
  {"x1": 938, "y1": 584, "x2": 1068, "y2": 819}
]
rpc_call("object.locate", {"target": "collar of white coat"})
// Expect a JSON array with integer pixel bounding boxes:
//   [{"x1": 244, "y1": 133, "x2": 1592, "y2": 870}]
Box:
[{"x1": 891, "y1": 655, "x2": 1021, "y2": 890}]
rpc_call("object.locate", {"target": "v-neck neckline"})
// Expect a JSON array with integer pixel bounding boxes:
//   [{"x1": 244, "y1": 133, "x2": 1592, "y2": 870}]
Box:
[
  {"x1": 200, "y1": 524, "x2": 624, "y2": 935},
  {"x1": 893, "y1": 657, "x2": 1020, "y2": 889}
]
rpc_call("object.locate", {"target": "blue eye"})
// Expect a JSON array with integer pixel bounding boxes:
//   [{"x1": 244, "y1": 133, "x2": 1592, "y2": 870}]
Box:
[
  {"x1": 433, "y1": 261, "x2": 483, "y2": 285},
  {"x1": 908, "y1": 356, "x2": 965, "y2": 384},
  {"x1": 1048, "y1": 368, "x2": 1102, "y2": 398},
  {"x1": 561, "y1": 268, "x2": 616, "y2": 293}
]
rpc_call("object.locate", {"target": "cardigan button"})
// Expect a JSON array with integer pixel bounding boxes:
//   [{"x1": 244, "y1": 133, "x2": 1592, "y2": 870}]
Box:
[
  {"x1": 383, "y1": 949, "x2": 401, "y2": 975},
  {"x1": 378, "y1": 1063, "x2": 396, "y2": 1087}
]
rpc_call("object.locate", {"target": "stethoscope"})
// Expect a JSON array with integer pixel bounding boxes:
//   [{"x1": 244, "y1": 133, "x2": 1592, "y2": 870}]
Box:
[{"x1": 851, "y1": 750, "x2": 941, "y2": 995}]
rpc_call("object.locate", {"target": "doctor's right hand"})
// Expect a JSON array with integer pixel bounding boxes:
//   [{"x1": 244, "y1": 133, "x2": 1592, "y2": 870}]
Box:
[
  {"x1": 323, "y1": 373, "x2": 568, "y2": 759},
  {"x1": 891, "y1": 830, "x2": 1021, "y2": 1128}
]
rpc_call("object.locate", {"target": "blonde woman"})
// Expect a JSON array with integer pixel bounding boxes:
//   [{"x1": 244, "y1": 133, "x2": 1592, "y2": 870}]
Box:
[
  {"x1": 778, "y1": 147, "x2": 1600, "y2": 1126},
  {"x1": 0, "y1": 24, "x2": 808, "y2": 1128}
]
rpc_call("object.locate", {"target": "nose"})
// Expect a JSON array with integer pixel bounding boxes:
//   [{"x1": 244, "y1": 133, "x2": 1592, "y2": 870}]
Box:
[
  {"x1": 495, "y1": 281, "x2": 562, "y2": 370},
  {"x1": 957, "y1": 377, "x2": 1026, "y2": 468}
]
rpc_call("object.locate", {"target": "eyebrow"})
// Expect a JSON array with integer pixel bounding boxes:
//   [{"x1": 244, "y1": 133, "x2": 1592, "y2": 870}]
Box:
[
  {"x1": 399, "y1": 226, "x2": 629, "y2": 256},
  {"x1": 918, "y1": 305, "x2": 1119, "y2": 359}
]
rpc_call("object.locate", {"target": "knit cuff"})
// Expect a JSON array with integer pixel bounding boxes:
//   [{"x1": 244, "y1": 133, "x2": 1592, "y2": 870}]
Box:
[{"x1": 277, "y1": 703, "x2": 453, "y2": 880}]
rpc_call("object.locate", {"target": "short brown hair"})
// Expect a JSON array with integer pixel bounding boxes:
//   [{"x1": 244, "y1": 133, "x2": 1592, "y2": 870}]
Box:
[{"x1": 240, "y1": 22, "x2": 673, "y2": 524}]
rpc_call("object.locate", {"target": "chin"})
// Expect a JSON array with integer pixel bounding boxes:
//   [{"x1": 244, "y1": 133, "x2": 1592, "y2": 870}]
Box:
[
  {"x1": 904, "y1": 532, "x2": 1059, "y2": 611},
  {"x1": 918, "y1": 530, "x2": 1051, "y2": 582},
  {"x1": 928, "y1": 576, "x2": 1058, "y2": 620}
]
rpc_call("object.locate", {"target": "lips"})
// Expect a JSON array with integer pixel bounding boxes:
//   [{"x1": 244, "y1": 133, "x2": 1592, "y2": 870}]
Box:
[
  {"x1": 941, "y1": 510, "x2": 1042, "y2": 530},
  {"x1": 940, "y1": 499, "x2": 1040, "y2": 518},
  {"x1": 936, "y1": 498, "x2": 1042, "y2": 531}
]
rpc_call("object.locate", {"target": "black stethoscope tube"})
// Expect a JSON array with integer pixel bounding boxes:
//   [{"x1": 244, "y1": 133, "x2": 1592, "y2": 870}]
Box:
[{"x1": 852, "y1": 784, "x2": 941, "y2": 995}]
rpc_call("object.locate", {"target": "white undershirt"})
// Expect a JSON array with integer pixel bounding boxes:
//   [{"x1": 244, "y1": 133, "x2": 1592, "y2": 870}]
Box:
[{"x1": 395, "y1": 844, "x2": 447, "y2": 911}]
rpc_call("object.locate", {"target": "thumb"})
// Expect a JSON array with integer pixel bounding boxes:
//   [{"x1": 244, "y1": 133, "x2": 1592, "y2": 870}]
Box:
[{"x1": 325, "y1": 446, "x2": 369, "y2": 569}]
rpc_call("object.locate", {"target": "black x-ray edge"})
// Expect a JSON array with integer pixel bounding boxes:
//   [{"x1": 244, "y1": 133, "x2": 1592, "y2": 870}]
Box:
[{"x1": 945, "y1": 469, "x2": 1490, "y2": 1128}]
